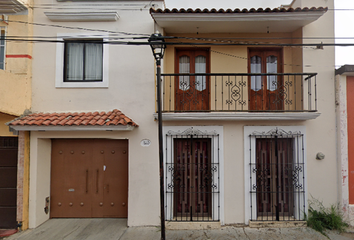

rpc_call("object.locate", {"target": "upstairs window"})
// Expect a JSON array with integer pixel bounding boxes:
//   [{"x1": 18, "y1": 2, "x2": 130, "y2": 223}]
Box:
[
  {"x1": 64, "y1": 40, "x2": 103, "y2": 82},
  {"x1": 0, "y1": 28, "x2": 5, "y2": 70}
]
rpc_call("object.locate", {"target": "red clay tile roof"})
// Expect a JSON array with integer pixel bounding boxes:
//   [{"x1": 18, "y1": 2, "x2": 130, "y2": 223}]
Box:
[
  {"x1": 150, "y1": 7, "x2": 328, "y2": 14},
  {"x1": 8, "y1": 109, "x2": 138, "y2": 127}
]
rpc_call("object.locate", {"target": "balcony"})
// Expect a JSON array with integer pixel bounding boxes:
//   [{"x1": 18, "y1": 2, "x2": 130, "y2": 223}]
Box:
[{"x1": 157, "y1": 73, "x2": 319, "y2": 121}]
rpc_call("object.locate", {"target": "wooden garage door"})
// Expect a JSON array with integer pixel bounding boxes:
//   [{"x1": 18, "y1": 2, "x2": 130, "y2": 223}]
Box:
[
  {"x1": 50, "y1": 139, "x2": 128, "y2": 218},
  {"x1": 0, "y1": 137, "x2": 18, "y2": 229}
]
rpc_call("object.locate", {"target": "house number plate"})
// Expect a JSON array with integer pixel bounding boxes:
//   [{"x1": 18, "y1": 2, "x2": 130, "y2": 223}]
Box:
[{"x1": 140, "y1": 139, "x2": 151, "y2": 147}]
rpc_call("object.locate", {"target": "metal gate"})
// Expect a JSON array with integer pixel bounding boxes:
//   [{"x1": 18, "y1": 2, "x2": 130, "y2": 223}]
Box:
[
  {"x1": 165, "y1": 127, "x2": 220, "y2": 222},
  {"x1": 0, "y1": 137, "x2": 18, "y2": 228},
  {"x1": 249, "y1": 128, "x2": 305, "y2": 221}
]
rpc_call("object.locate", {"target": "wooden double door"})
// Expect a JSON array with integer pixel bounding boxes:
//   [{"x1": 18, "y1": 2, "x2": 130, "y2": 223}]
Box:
[
  {"x1": 249, "y1": 48, "x2": 283, "y2": 111},
  {"x1": 256, "y1": 138, "x2": 294, "y2": 219},
  {"x1": 173, "y1": 138, "x2": 211, "y2": 219},
  {"x1": 50, "y1": 139, "x2": 128, "y2": 218},
  {"x1": 175, "y1": 49, "x2": 210, "y2": 111}
]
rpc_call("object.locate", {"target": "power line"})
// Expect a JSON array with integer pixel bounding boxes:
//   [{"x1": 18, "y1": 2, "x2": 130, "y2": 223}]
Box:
[{"x1": 6, "y1": 20, "x2": 151, "y2": 36}]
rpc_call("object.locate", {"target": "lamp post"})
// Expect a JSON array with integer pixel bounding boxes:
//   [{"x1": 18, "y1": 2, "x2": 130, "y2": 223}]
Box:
[{"x1": 149, "y1": 33, "x2": 166, "y2": 240}]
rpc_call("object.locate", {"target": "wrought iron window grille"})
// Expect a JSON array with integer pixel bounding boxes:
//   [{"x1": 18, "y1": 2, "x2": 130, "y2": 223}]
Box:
[
  {"x1": 248, "y1": 127, "x2": 305, "y2": 222},
  {"x1": 165, "y1": 127, "x2": 220, "y2": 222}
]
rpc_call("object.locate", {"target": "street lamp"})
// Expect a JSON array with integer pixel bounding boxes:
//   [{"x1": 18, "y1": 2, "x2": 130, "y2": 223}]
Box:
[
  {"x1": 149, "y1": 33, "x2": 166, "y2": 240},
  {"x1": 149, "y1": 33, "x2": 166, "y2": 65}
]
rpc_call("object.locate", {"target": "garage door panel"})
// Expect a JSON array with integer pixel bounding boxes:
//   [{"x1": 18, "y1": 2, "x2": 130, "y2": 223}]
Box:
[
  {"x1": 0, "y1": 168, "x2": 17, "y2": 188},
  {"x1": 0, "y1": 207, "x2": 17, "y2": 228},
  {"x1": 0, "y1": 149, "x2": 18, "y2": 167},
  {"x1": 51, "y1": 139, "x2": 128, "y2": 218},
  {"x1": 103, "y1": 145, "x2": 128, "y2": 217},
  {"x1": 0, "y1": 137, "x2": 18, "y2": 228},
  {"x1": 0, "y1": 189, "x2": 16, "y2": 206}
]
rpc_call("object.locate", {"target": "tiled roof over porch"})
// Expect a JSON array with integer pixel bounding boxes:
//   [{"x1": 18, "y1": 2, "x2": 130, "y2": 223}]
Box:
[{"x1": 8, "y1": 109, "x2": 138, "y2": 127}]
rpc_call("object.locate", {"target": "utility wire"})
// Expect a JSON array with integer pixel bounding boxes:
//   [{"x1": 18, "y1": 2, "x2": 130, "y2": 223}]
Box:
[{"x1": 5, "y1": 20, "x2": 151, "y2": 36}]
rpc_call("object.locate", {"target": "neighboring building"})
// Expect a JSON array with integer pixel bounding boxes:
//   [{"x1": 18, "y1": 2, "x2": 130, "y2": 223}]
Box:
[
  {"x1": 0, "y1": 0, "x2": 32, "y2": 230},
  {"x1": 335, "y1": 65, "x2": 354, "y2": 226},
  {"x1": 150, "y1": 0, "x2": 336, "y2": 226},
  {"x1": 7, "y1": 0, "x2": 338, "y2": 230}
]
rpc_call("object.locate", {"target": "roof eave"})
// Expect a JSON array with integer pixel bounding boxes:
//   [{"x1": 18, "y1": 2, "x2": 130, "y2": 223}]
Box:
[
  {"x1": 8, "y1": 125, "x2": 136, "y2": 132},
  {"x1": 151, "y1": 10, "x2": 327, "y2": 33}
]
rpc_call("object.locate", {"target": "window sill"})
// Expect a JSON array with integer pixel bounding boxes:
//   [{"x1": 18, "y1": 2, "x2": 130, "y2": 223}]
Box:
[{"x1": 56, "y1": 81, "x2": 108, "y2": 88}]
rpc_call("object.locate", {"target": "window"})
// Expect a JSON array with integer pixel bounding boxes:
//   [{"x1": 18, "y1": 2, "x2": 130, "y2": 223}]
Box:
[
  {"x1": 0, "y1": 28, "x2": 5, "y2": 70},
  {"x1": 55, "y1": 34, "x2": 109, "y2": 88},
  {"x1": 64, "y1": 40, "x2": 103, "y2": 82}
]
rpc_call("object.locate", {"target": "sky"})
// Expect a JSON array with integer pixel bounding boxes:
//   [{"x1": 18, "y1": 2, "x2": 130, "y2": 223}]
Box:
[{"x1": 164, "y1": 0, "x2": 354, "y2": 68}]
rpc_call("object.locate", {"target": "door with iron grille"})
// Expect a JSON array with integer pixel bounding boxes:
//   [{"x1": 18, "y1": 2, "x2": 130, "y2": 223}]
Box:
[
  {"x1": 173, "y1": 138, "x2": 211, "y2": 220},
  {"x1": 256, "y1": 137, "x2": 294, "y2": 220}
]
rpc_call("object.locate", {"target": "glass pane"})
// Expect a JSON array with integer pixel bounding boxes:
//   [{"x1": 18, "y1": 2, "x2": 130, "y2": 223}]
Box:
[
  {"x1": 195, "y1": 55, "x2": 206, "y2": 91},
  {"x1": 65, "y1": 42, "x2": 84, "y2": 81},
  {"x1": 85, "y1": 43, "x2": 103, "y2": 81},
  {"x1": 267, "y1": 55, "x2": 278, "y2": 91},
  {"x1": 0, "y1": 29, "x2": 4, "y2": 46},
  {"x1": 250, "y1": 55, "x2": 262, "y2": 91},
  {"x1": 179, "y1": 55, "x2": 190, "y2": 91}
]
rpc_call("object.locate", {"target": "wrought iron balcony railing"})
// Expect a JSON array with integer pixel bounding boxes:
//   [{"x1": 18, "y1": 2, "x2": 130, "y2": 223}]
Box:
[{"x1": 160, "y1": 73, "x2": 317, "y2": 112}]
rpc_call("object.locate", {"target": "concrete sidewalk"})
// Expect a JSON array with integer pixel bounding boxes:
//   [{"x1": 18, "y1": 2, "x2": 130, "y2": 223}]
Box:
[{"x1": 2, "y1": 219, "x2": 354, "y2": 240}]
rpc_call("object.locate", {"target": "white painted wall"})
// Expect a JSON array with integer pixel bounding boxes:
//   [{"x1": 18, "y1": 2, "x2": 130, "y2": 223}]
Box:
[{"x1": 31, "y1": 0, "x2": 164, "y2": 228}]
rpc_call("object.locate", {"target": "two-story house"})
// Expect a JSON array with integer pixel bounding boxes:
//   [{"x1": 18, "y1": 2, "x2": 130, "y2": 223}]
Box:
[
  {"x1": 7, "y1": 0, "x2": 338, "y2": 230},
  {"x1": 0, "y1": 0, "x2": 32, "y2": 230},
  {"x1": 150, "y1": 0, "x2": 336, "y2": 227},
  {"x1": 7, "y1": 0, "x2": 165, "y2": 229}
]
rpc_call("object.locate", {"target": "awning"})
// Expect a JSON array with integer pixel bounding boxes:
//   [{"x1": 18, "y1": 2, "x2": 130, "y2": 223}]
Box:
[
  {"x1": 7, "y1": 109, "x2": 138, "y2": 132},
  {"x1": 150, "y1": 7, "x2": 328, "y2": 33}
]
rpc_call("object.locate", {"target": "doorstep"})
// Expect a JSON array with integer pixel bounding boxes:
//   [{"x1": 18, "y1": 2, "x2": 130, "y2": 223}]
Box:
[
  {"x1": 0, "y1": 229, "x2": 18, "y2": 238},
  {"x1": 166, "y1": 221, "x2": 221, "y2": 230},
  {"x1": 249, "y1": 221, "x2": 307, "y2": 228}
]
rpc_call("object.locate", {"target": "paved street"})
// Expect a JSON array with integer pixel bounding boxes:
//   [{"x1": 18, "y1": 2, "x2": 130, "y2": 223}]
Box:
[{"x1": 2, "y1": 219, "x2": 354, "y2": 240}]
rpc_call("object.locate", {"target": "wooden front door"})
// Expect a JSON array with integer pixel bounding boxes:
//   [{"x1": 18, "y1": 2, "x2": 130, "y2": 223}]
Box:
[
  {"x1": 173, "y1": 138, "x2": 211, "y2": 220},
  {"x1": 0, "y1": 137, "x2": 18, "y2": 228},
  {"x1": 175, "y1": 49, "x2": 210, "y2": 111},
  {"x1": 256, "y1": 138, "x2": 294, "y2": 219},
  {"x1": 249, "y1": 48, "x2": 283, "y2": 111},
  {"x1": 50, "y1": 139, "x2": 128, "y2": 218}
]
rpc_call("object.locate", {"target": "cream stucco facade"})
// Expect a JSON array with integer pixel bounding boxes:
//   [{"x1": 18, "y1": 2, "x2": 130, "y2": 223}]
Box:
[
  {"x1": 27, "y1": 0, "x2": 164, "y2": 228},
  {"x1": 154, "y1": 0, "x2": 337, "y2": 226},
  {"x1": 15, "y1": 0, "x2": 339, "y2": 230}
]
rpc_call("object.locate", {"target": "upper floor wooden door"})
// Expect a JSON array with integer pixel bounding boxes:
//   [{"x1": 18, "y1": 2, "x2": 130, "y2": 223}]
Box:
[
  {"x1": 248, "y1": 48, "x2": 283, "y2": 111},
  {"x1": 175, "y1": 49, "x2": 210, "y2": 111}
]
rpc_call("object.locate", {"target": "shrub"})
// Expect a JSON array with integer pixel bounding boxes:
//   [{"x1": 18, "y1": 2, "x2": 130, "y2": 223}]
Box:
[{"x1": 306, "y1": 198, "x2": 348, "y2": 237}]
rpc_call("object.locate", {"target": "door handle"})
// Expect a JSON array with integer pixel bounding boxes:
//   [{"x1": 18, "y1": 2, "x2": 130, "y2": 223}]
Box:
[
  {"x1": 86, "y1": 169, "x2": 88, "y2": 193},
  {"x1": 96, "y1": 169, "x2": 99, "y2": 193}
]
